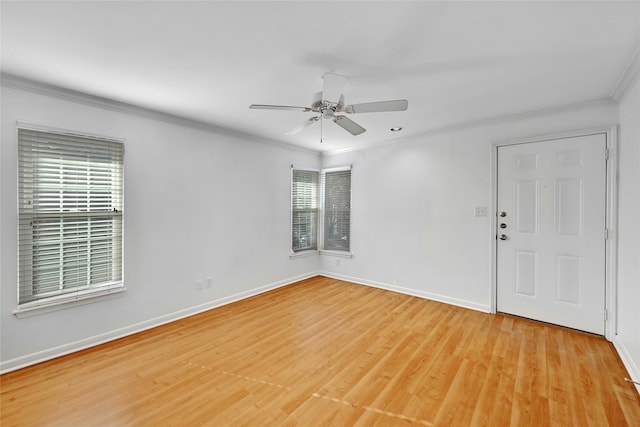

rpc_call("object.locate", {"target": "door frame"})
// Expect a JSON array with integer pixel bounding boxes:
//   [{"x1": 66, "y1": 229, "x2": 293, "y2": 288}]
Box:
[{"x1": 490, "y1": 126, "x2": 618, "y2": 340}]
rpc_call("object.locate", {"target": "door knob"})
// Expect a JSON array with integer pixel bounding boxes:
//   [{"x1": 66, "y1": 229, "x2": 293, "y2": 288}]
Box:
[
  {"x1": 499, "y1": 234, "x2": 508, "y2": 240},
  {"x1": 500, "y1": 223, "x2": 507, "y2": 229}
]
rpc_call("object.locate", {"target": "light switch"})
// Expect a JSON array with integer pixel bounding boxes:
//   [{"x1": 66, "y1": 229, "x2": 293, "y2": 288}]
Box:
[{"x1": 474, "y1": 206, "x2": 487, "y2": 217}]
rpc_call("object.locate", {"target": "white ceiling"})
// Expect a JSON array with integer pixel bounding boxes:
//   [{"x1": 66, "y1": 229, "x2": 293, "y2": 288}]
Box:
[{"x1": 2, "y1": 1, "x2": 640, "y2": 152}]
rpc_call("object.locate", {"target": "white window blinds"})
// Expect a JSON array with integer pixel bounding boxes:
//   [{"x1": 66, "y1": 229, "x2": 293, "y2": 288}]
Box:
[
  {"x1": 291, "y1": 168, "x2": 319, "y2": 252},
  {"x1": 322, "y1": 168, "x2": 351, "y2": 252},
  {"x1": 17, "y1": 127, "x2": 124, "y2": 306}
]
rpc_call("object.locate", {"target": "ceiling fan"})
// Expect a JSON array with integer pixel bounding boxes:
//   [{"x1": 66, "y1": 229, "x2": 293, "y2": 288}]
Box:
[{"x1": 249, "y1": 73, "x2": 408, "y2": 139}]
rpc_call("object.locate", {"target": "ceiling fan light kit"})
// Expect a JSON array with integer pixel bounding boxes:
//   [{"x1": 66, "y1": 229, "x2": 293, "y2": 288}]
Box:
[{"x1": 249, "y1": 72, "x2": 408, "y2": 142}]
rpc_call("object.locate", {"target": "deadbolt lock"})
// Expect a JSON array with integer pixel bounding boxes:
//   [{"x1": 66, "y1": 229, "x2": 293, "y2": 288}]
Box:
[
  {"x1": 499, "y1": 211, "x2": 507, "y2": 217},
  {"x1": 500, "y1": 223, "x2": 507, "y2": 229}
]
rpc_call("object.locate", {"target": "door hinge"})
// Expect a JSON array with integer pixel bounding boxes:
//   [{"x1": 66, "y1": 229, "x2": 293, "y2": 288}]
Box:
[
  {"x1": 605, "y1": 148, "x2": 610, "y2": 161},
  {"x1": 604, "y1": 308, "x2": 608, "y2": 321},
  {"x1": 604, "y1": 228, "x2": 609, "y2": 240}
]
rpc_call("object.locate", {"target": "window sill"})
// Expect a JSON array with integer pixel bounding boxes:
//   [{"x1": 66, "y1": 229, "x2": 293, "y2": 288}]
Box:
[
  {"x1": 13, "y1": 286, "x2": 126, "y2": 318},
  {"x1": 290, "y1": 250, "x2": 319, "y2": 259},
  {"x1": 320, "y1": 250, "x2": 353, "y2": 259}
]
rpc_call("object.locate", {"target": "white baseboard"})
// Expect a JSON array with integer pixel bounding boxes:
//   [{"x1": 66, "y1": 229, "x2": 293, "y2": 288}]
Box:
[
  {"x1": 320, "y1": 272, "x2": 491, "y2": 313},
  {"x1": 612, "y1": 338, "x2": 640, "y2": 396},
  {"x1": 9, "y1": 269, "x2": 633, "y2": 394},
  {"x1": 0, "y1": 271, "x2": 319, "y2": 374}
]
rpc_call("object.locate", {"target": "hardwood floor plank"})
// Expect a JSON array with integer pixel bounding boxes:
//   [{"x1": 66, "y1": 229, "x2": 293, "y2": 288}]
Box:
[{"x1": 2, "y1": 276, "x2": 639, "y2": 426}]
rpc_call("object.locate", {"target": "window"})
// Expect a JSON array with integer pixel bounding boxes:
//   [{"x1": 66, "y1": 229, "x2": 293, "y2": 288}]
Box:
[
  {"x1": 17, "y1": 126, "x2": 124, "y2": 311},
  {"x1": 322, "y1": 167, "x2": 351, "y2": 252},
  {"x1": 291, "y1": 168, "x2": 319, "y2": 252},
  {"x1": 291, "y1": 165, "x2": 351, "y2": 255}
]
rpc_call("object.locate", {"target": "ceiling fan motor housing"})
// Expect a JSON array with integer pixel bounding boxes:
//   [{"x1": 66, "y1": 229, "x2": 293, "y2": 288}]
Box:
[{"x1": 311, "y1": 91, "x2": 344, "y2": 116}]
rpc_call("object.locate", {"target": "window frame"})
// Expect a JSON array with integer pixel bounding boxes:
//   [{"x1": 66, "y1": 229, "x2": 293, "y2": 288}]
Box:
[
  {"x1": 14, "y1": 123, "x2": 125, "y2": 317},
  {"x1": 290, "y1": 166, "x2": 320, "y2": 257},
  {"x1": 290, "y1": 164, "x2": 353, "y2": 258},
  {"x1": 320, "y1": 165, "x2": 352, "y2": 257}
]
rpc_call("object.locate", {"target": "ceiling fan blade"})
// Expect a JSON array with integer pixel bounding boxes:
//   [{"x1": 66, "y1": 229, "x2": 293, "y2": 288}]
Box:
[
  {"x1": 345, "y1": 99, "x2": 408, "y2": 114},
  {"x1": 249, "y1": 104, "x2": 311, "y2": 112},
  {"x1": 322, "y1": 72, "x2": 347, "y2": 105},
  {"x1": 333, "y1": 115, "x2": 366, "y2": 136},
  {"x1": 285, "y1": 116, "x2": 320, "y2": 135}
]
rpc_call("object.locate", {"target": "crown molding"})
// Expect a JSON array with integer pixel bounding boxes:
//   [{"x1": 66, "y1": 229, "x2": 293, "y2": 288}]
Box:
[
  {"x1": 0, "y1": 73, "x2": 320, "y2": 157},
  {"x1": 610, "y1": 42, "x2": 640, "y2": 102},
  {"x1": 322, "y1": 97, "x2": 618, "y2": 157}
]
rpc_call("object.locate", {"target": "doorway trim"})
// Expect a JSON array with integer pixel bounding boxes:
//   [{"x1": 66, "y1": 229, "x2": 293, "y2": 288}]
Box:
[{"x1": 490, "y1": 126, "x2": 618, "y2": 340}]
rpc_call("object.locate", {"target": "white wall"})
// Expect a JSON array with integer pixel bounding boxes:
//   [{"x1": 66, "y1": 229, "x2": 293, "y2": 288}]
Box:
[
  {"x1": 321, "y1": 101, "x2": 620, "y2": 312},
  {"x1": 2, "y1": 82, "x2": 634, "y2": 377},
  {"x1": 0, "y1": 85, "x2": 320, "y2": 371},
  {"x1": 616, "y1": 77, "x2": 640, "y2": 386}
]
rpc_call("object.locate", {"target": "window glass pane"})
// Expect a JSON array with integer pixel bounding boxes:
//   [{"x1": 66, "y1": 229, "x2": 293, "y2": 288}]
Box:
[
  {"x1": 323, "y1": 169, "x2": 351, "y2": 251},
  {"x1": 292, "y1": 210, "x2": 317, "y2": 251},
  {"x1": 291, "y1": 169, "x2": 318, "y2": 252},
  {"x1": 17, "y1": 128, "x2": 124, "y2": 305}
]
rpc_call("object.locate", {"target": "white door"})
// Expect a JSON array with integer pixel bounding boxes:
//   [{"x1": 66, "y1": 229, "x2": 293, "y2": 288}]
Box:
[{"x1": 497, "y1": 133, "x2": 607, "y2": 334}]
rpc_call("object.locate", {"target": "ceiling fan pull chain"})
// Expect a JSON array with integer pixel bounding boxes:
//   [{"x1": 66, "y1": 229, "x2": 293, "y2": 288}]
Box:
[{"x1": 320, "y1": 115, "x2": 323, "y2": 143}]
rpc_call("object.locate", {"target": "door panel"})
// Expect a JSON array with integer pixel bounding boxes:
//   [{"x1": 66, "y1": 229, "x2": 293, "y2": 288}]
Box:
[{"x1": 497, "y1": 134, "x2": 606, "y2": 334}]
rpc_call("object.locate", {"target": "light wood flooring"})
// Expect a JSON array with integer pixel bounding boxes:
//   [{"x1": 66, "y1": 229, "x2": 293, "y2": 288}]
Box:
[{"x1": 2, "y1": 276, "x2": 639, "y2": 426}]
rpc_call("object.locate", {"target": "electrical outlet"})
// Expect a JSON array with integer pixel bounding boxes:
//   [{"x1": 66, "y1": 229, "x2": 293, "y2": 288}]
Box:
[
  {"x1": 196, "y1": 279, "x2": 204, "y2": 290},
  {"x1": 206, "y1": 277, "x2": 213, "y2": 288}
]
